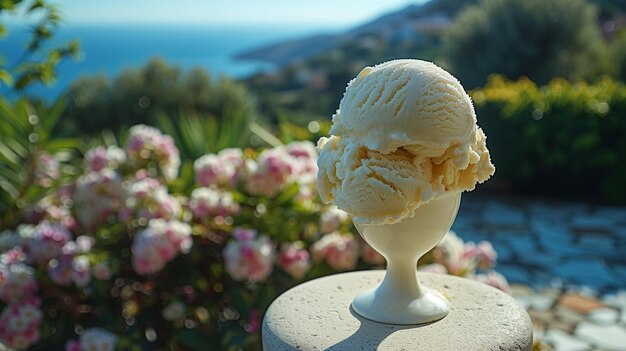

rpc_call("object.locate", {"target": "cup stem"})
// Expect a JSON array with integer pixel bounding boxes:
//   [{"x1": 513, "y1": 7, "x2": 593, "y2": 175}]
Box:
[{"x1": 381, "y1": 257, "x2": 424, "y2": 300}]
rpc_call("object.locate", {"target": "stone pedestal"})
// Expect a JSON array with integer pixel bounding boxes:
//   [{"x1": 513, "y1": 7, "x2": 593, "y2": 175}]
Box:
[{"x1": 262, "y1": 271, "x2": 533, "y2": 351}]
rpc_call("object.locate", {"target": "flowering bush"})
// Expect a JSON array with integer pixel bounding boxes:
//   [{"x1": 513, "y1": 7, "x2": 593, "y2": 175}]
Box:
[{"x1": 0, "y1": 124, "x2": 509, "y2": 350}]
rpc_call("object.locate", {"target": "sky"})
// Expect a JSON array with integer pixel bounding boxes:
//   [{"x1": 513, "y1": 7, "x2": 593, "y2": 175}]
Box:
[{"x1": 7, "y1": 0, "x2": 428, "y2": 29}]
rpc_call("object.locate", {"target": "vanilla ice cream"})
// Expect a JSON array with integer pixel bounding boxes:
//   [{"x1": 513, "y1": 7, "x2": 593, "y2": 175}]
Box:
[{"x1": 317, "y1": 59, "x2": 494, "y2": 225}]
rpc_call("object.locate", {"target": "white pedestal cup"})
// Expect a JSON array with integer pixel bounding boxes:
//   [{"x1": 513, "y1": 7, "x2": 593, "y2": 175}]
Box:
[{"x1": 352, "y1": 192, "x2": 461, "y2": 325}]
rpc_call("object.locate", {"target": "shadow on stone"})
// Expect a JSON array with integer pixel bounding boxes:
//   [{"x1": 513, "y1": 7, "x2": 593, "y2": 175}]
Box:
[{"x1": 325, "y1": 306, "x2": 436, "y2": 351}]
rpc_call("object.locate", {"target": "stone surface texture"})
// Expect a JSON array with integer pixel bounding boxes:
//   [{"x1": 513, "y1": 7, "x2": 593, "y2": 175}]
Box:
[{"x1": 262, "y1": 271, "x2": 533, "y2": 351}]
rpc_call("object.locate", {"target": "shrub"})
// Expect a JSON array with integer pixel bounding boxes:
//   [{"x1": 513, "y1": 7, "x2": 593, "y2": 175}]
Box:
[
  {"x1": 0, "y1": 116, "x2": 510, "y2": 349},
  {"x1": 444, "y1": 0, "x2": 607, "y2": 88},
  {"x1": 60, "y1": 59, "x2": 257, "y2": 136},
  {"x1": 472, "y1": 75, "x2": 626, "y2": 203}
]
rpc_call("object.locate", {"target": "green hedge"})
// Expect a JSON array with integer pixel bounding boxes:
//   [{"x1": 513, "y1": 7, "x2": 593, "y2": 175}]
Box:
[{"x1": 472, "y1": 75, "x2": 626, "y2": 204}]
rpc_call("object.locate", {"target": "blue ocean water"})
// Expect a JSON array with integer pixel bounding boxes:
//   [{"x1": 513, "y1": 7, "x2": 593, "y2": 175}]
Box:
[{"x1": 2, "y1": 23, "x2": 334, "y2": 100}]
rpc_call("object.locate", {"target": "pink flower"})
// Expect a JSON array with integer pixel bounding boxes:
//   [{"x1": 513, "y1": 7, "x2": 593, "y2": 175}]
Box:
[
  {"x1": 126, "y1": 125, "x2": 180, "y2": 181},
  {"x1": 121, "y1": 177, "x2": 181, "y2": 223},
  {"x1": 131, "y1": 219, "x2": 192, "y2": 275},
  {"x1": 319, "y1": 206, "x2": 349, "y2": 234},
  {"x1": 0, "y1": 299, "x2": 42, "y2": 350},
  {"x1": 471, "y1": 271, "x2": 511, "y2": 294},
  {"x1": 132, "y1": 230, "x2": 171, "y2": 275},
  {"x1": 188, "y1": 187, "x2": 240, "y2": 219},
  {"x1": 92, "y1": 261, "x2": 112, "y2": 281},
  {"x1": 84, "y1": 146, "x2": 126, "y2": 172},
  {"x1": 476, "y1": 241, "x2": 497, "y2": 270},
  {"x1": 433, "y1": 231, "x2": 474, "y2": 276},
  {"x1": 30, "y1": 186, "x2": 76, "y2": 229},
  {"x1": 418, "y1": 263, "x2": 448, "y2": 274},
  {"x1": 67, "y1": 328, "x2": 117, "y2": 351},
  {"x1": 0, "y1": 263, "x2": 38, "y2": 304},
  {"x1": 233, "y1": 228, "x2": 256, "y2": 241},
  {"x1": 34, "y1": 152, "x2": 60, "y2": 187},
  {"x1": 361, "y1": 242, "x2": 385, "y2": 266},
  {"x1": 65, "y1": 340, "x2": 81, "y2": 351},
  {"x1": 285, "y1": 141, "x2": 318, "y2": 185},
  {"x1": 244, "y1": 147, "x2": 294, "y2": 198},
  {"x1": 71, "y1": 255, "x2": 92, "y2": 288},
  {"x1": 223, "y1": 229, "x2": 275, "y2": 283},
  {"x1": 311, "y1": 232, "x2": 359, "y2": 271},
  {"x1": 47, "y1": 254, "x2": 91, "y2": 287},
  {"x1": 433, "y1": 231, "x2": 500, "y2": 276},
  {"x1": 47, "y1": 255, "x2": 74, "y2": 286},
  {"x1": 245, "y1": 309, "x2": 261, "y2": 333},
  {"x1": 194, "y1": 148, "x2": 244, "y2": 187},
  {"x1": 74, "y1": 169, "x2": 123, "y2": 230},
  {"x1": 0, "y1": 247, "x2": 27, "y2": 265},
  {"x1": 28, "y1": 221, "x2": 72, "y2": 263},
  {"x1": 278, "y1": 242, "x2": 310, "y2": 279}
]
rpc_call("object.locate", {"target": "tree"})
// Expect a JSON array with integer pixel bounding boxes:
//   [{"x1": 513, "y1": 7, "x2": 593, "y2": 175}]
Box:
[
  {"x1": 612, "y1": 30, "x2": 626, "y2": 82},
  {"x1": 443, "y1": 0, "x2": 606, "y2": 88},
  {"x1": 0, "y1": 0, "x2": 80, "y2": 93},
  {"x1": 61, "y1": 58, "x2": 258, "y2": 135}
]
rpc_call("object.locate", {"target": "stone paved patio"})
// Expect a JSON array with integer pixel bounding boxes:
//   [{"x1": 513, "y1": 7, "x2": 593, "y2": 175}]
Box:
[
  {"x1": 453, "y1": 194, "x2": 626, "y2": 294},
  {"x1": 453, "y1": 195, "x2": 626, "y2": 351}
]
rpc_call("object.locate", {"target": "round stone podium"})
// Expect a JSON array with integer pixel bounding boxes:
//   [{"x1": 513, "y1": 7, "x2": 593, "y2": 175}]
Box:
[{"x1": 262, "y1": 271, "x2": 533, "y2": 351}]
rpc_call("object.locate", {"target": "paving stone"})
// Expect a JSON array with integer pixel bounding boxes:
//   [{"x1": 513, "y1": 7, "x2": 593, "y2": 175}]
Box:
[
  {"x1": 526, "y1": 269, "x2": 563, "y2": 289},
  {"x1": 514, "y1": 295, "x2": 533, "y2": 309},
  {"x1": 528, "y1": 204, "x2": 568, "y2": 221},
  {"x1": 517, "y1": 251, "x2": 564, "y2": 268},
  {"x1": 496, "y1": 264, "x2": 531, "y2": 285},
  {"x1": 558, "y1": 293, "x2": 606, "y2": 314},
  {"x1": 528, "y1": 294, "x2": 557, "y2": 311},
  {"x1": 592, "y1": 207, "x2": 626, "y2": 223},
  {"x1": 530, "y1": 309, "x2": 559, "y2": 324},
  {"x1": 552, "y1": 260, "x2": 622, "y2": 290},
  {"x1": 490, "y1": 233, "x2": 536, "y2": 252},
  {"x1": 492, "y1": 244, "x2": 513, "y2": 262},
  {"x1": 548, "y1": 320, "x2": 577, "y2": 334},
  {"x1": 541, "y1": 288, "x2": 563, "y2": 299},
  {"x1": 570, "y1": 215, "x2": 617, "y2": 233},
  {"x1": 539, "y1": 239, "x2": 589, "y2": 257},
  {"x1": 575, "y1": 322, "x2": 626, "y2": 351},
  {"x1": 609, "y1": 264, "x2": 626, "y2": 281},
  {"x1": 482, "y1": 202, "x2": 526, "y2": 228},
  {"x1": 510, "y1": 284, "x2": 535, "y2": 296},
  {"x1": 544, "y1": 329, "x2": 592, "y2": 351},
  {"x1": 587, "y1": 307, "x2": 619, "y2": 326},
  {"x1": 577, "y1": 234, "x2": 615, "y2": 252},
  {"x1": 532, "y1": 320, "x2": 546, "y2": 340},
  {"x1": 556, "y1": 307, "x2": 587, "y2": 325}
]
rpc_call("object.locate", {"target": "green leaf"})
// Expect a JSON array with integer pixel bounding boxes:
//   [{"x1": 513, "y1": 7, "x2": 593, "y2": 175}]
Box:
[
  {"x1": 14, "y1": 73, "x2": 35, "y2": 90},
  {"x1": 44, "y1": 137, "x2": 80, "y2": 152},
  {"x1": 27, "y1": 0, "x2": 45, "y2": 12},
  {"x1": 0, "y1": 69, "x2": 13, "y2": 86},
  {"x1": 0, "y1": 141, "x2": 21, "y2": 163}
]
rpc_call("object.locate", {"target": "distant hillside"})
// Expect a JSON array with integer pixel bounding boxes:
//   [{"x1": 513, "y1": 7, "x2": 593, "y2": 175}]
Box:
[{"x1": 236, "y1": 0, "x2": 479, "y2": 65}]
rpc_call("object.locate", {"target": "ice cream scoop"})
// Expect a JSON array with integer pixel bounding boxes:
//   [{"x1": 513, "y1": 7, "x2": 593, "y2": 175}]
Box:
[{"x1": 317, "y1": 59, "x2": 494, "y2": 225}]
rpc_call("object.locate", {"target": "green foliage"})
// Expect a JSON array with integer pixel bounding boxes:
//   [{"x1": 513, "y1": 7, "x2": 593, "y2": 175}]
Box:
[
  {"x1": 0, "y1": 0, "x2": 80, "y2": 92},
  {"x1": 611, "y1": 29, "x2": 626, "y2": 82},
  {"x1": 472, "y1": 75, "x2": 626, "y2": 203},
  {"x1": 156, "y1": 109, "x2": 252, "y2": 182},
  {"x1": 62, "y1": 59, "x2": 257, "y2": 135},
  {"x1": 444, "y1": 0, "x2": 607, "y2": 88},
  {"x1": 0, "y1": 97, "x2": 80, "y2": 228}
]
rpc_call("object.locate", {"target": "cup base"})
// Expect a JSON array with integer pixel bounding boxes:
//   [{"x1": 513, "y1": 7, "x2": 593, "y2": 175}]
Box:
[{"x1": 352, "y1": 286, "x2": 449, "y2": 325}]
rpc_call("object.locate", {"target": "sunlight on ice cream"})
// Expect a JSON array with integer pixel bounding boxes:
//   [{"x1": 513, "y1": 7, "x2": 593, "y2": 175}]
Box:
[{"x1": 317, "y1": 59, "x2": 495, "y2": 225}]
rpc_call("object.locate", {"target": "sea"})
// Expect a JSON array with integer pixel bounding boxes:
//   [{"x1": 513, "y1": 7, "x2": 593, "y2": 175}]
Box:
[{"x1": 2, "y1": 23, "x2": 339, "y2": 100}]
